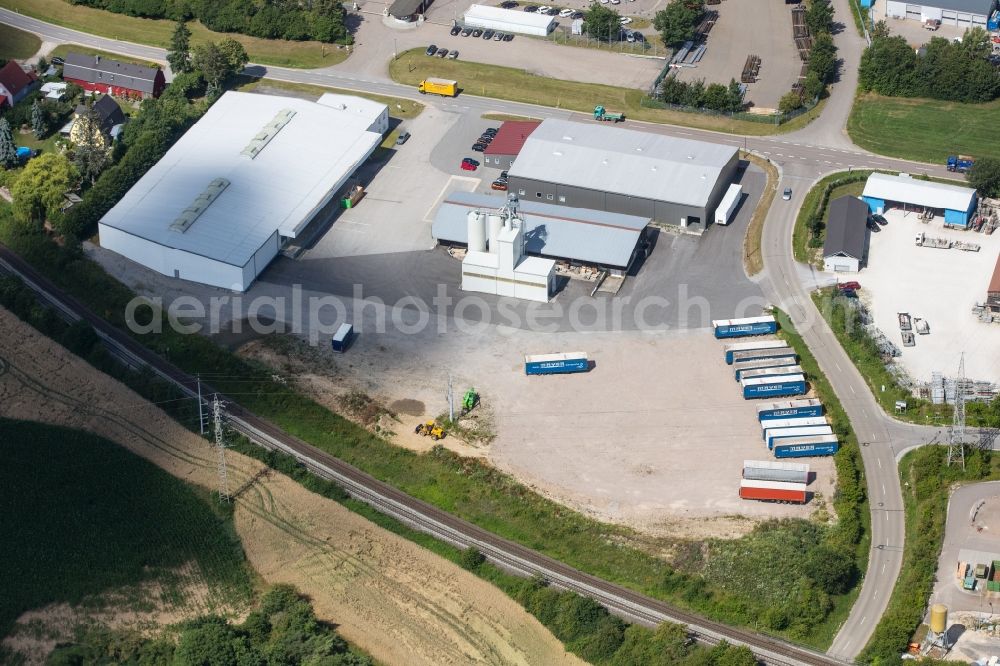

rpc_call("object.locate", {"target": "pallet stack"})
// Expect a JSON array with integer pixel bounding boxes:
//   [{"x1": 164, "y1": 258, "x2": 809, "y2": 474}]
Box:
[
  {"x1": 791, "y1": 7, "x2": 813, "y2": 61},
  {"x1": 741, "y1": 55, "x2": 761, "y2": 83}
]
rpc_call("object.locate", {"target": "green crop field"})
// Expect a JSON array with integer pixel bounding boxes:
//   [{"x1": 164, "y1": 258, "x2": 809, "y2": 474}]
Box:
[
  {"x1": 0, "y1": 24, "x2": 40, "y2": 61},
  {"x1": 0, "y1": 418, "x2": 252, "y2": 638},
  {"x1": 848, "y1": 92, "x2": 1000, "y2": 164}
]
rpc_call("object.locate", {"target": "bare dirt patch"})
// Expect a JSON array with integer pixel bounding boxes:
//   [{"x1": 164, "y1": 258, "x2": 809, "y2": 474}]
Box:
[{"x1": 0, "y1": 307, "x2": 582, "y2": 666}]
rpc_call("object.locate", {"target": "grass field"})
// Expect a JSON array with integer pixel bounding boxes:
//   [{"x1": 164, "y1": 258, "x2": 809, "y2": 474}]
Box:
[
  {"x1": 48, "y1": 43, "x2": 159, "y2": 69},
  {"x1": 743, "y1": 151, "x2": 778, "y2": 276},
  {"x1": 792, "y1": 171, "x2": 872, "y2": 266},
  {"x1": 233, "y1": 76, "x2": 424, "y2": 119},
  {"x1": 0, "y1": 0, "x2": 348, "y2": 69},
  {"x1": 0, "y1": 23, "x2": 40, "y2": 61},
  {"x1": 848, "y1": 92, "x2": 1000, "y2": 164},
  {"x1": 0, "y1": 418, "x2": 253, "y2": 638},
  {"x1": 390, "y1": 48, "x2": 825, "y2": 136}
]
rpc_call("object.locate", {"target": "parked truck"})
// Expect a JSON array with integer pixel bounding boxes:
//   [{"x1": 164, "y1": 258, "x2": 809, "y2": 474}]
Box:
[
  {"x1": 724, "y1": 339, "x2": 788, "y2": 364},
  {"x1": 741, "y1": 373, "x2": 807, "y2": 399},
  {"x1": 757, "y1": 398, "x2": 824, "y2": 421},
  {"x1": 773, "y1": 436, "x2": 840, "y2": 459},
  {"x1": 524, "y1": 352, "x2": 589, "y2": 375},
  {"x1": 739, "y1": 479, "x2": 808, "y2": 503},
  {"x1": 418, "y1": 78, "x2": 458, "y2": 97},
  {"x1": 947, "y1": 155, "x2": 975, "y2": 173},
  {"x1": 594, "y1": 105, "x2": 625, "y2": 122},
  {"x1": 713, "y1": 315, "x2": 778, "y2": 339},
  {"x1": 766, "y1": 426, "x2": 834, "y2": 450},
  {"x1": 729, "y1": 347, "x2": 796, "y2": 366},
  {"x1": 743, "y1": 460, "x2": 810, "y2": 484},
  {"x1": 915, "y1": 232, "x2": 950, "y2": 248}
]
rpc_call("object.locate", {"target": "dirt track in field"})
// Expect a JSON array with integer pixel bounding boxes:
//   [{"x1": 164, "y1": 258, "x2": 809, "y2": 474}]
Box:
[{"x1": 0, "y1": 306, "x2": 582, "y2": 666}]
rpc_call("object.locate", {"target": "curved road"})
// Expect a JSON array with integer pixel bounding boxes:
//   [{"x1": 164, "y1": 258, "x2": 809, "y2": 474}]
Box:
[{"x1": 0, "y1": 7, "x2": 947, "y2": 660}]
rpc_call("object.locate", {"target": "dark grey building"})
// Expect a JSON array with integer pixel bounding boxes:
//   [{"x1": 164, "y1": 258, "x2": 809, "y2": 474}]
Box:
[
  {"x1": 506, "y1": 119, "x2": 740, "y2": 231},
  {"x1": 822, "y1": 196, "x2": 869, "y2": 273}
]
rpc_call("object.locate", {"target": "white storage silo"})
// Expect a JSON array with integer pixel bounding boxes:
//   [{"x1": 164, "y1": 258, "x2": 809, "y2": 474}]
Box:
[
  {"x1": 487, "y1": 213, "x2": 503, "y2": 252},
  {"x1": 467, "y1": 210, "x2": 487, "y2": 252}
]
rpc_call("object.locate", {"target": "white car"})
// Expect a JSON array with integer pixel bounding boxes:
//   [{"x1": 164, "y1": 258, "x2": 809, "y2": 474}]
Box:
[
  {"x1": 620, "y1": 16, "x2": 632, "y2": 23},
  {"x1": 537, "y1": 5, "x2": 552, "y2": 11},
  {"x1": 559, "y1": 7, "x2": 574, "y2": 16},
  {"x1": 610, "y1": 0, "x2": 620, "y2": 5}
]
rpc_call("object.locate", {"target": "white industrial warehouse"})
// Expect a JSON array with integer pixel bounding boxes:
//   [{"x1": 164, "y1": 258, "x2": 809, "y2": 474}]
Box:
[
  {"x1": 861, "y1": 172, "x2": 978, "y2": 227},
  {"x1": 882, "y1": 0, "x2": 994, "y2": 27},
  {"x1": 462, "y1": 4, "x2": 557, "y2": 35},
  {"x1": 98, "y1": 91, "x2": 387, "y2": 291}
]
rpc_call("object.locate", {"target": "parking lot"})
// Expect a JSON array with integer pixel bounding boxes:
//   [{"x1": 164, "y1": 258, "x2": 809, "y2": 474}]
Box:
[
  {"x1": 858, "y1": 210, "x2": 1000, "y2": 384},
  {"x1": 673, "y1": 0, "x2": 801, "y2": 109},
  {"x1": 869, "y1": 1, "x2": 967, "y2": 45}
]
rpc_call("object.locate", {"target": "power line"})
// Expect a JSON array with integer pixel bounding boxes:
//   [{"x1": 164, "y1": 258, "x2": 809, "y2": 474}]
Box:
[
  {"x1": 947, "y1": 353, "x2": 967, "y2": 469},
  {"x1": 213, "y1": 393, "x2": 230, "y2": 503}
]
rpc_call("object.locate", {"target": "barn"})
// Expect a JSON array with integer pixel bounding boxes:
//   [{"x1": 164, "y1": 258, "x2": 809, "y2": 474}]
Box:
[{"x1": 62, "y1": 52, "x2": 166, "y2": 100}]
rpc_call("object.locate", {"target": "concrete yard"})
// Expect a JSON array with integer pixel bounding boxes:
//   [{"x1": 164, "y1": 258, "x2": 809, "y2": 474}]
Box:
[
  {"x1": 869, "y1": 0, "x2": 967, "y2": 45},
  {"x1": 859, "y1": 210, "x2": 1000, "y2": 384},
  {"x1": 674, "y1": 0, "x2": 801, "y2": 109}
]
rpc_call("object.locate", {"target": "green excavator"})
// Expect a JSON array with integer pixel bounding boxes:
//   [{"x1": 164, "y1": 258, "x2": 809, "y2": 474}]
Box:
[{"x1": 461, "y1": 388, "x2": 479, "y2": 415}]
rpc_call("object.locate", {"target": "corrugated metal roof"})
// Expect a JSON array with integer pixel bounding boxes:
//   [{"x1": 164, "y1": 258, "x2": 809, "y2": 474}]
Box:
[
  {"x1": 862, "y1": 173, "x2": 976, "y2": 212},
  {"x1": 508, "y1": 119, "x2": 738, "y2": 208},
  {"x1": 463, "y1": 4, "x2": 557, "y2": 28},
  {"x1": 432, "y1": 191, "x2": 647, "y2": 267},
  {"x1": 923, "y1": 0, "x2": 993, "y2": 14},
  {"x1": 988, "y1": 252, "x2": 1000, "y2": 295},
  {"x1": 63, "y1": 52, "x2": 160, "y2": 94},
  {"x1": 98, "y1": 91, "x2": 384, "y2": 267},
  {"x1": 485, "y1": 120, "x2": 541, "y2": 156},
  {"x1": 823, "y1": 196, "x2": 868, "y2": 260}
]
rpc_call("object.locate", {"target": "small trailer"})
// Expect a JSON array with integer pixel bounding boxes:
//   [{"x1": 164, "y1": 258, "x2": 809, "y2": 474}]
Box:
[
  {"x1": 914, "y1": 318, "x2": 930, "y2": 335},
  {"x1": 524, "y1": 352, "x2": 589, "y2": 375},
  {"x1": 331, "y1": 323, "x2": 354, "y2": 353},
  {"x1": 898, "y1": 312, "x2": 912, "y2": 331},
  {"x1": 901, "y1": 331, "x2": 916, "y2": 347}
]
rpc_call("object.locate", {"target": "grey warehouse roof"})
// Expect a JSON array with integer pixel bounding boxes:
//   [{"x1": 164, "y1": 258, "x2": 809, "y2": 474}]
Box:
[
  {"x1": 823, "y1": 196, "x2": 869, "y2": 261},
  {"x1": 508, "y1": 119, "x2": 738, "y2": 209},
  {"x1": 63, "y1": 52, "x2": 160, "y2": 94},
  {"x1": 920, "y1": 0, "x2": 993, "y2": 14},
  {"x1": 433, "y1": 191, "x2": 648, "y2": 267}
]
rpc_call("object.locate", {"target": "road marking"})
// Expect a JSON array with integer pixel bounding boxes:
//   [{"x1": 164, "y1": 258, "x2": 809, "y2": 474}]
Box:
[
  {"x1": 882, "y1": 483, "x2": 887, "y2": 495},
  {"x1": 878, "y1": 457, "x2": 882, "y2": 468},
  {"x1": 861, "y1": 616, "x2": 867, "y2": 624},
  {"x1": 882, "y1": 562, "x2": 887, "y2": 573},
  {"x1": 850, "y1": 385, "x2": 856, "y2": 394},
  {"x1": 835, "y1": 362, "x2": 842, "y2": 372}
]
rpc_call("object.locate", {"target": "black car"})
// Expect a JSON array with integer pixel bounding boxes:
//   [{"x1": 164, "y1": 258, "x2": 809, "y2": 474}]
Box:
[
  {"x1": 503, "y1": 33, "x2": 515, "y2": 41},
  {"x1": 472, "y1": 28, "x2": 484, "y2": 36},
  {"x1": 867, "y1": 220, "x2": 881, "y2": 232},
  {"x1": 500, "y1": 0, "x2": 519, "y2": 6},
  {"x1": 871, "y1": 213, "x2": 888, "y2": 226},
  {"x1": 571, "y1": 10, "x2": 584, "y2": 18},
  {"x1": 463, "y1": 157, "x2": 480, "y2": 166},
  {"x1": 500, "y1": 170, "x2": 509, "y2": 179},
  {"x1": 461, "y1": 27, "x2": 473, "y2": 36},
  {"x1": 425, "y1": 44, "x2": 438, "y2": 56},
  {"x1": 51, "y1": 56, "x2": 66, "y2": 66},
  {"x1": 450, "y1": 25, "x2": 462, "y2": 35},
  {"x1": 523, "y1": 5, "x2": 539, "y2": 11},
  {"x1": 472, "y1": 143, "x2": 487, "y2": 152},
  {"x1": 436, "y1": 48, "x2": 449, "y2": 57},
  {"x1": 483, "y1": 29, "x2": 495, "y2": 38},
  {"x1": 483, "y1": 127, "x2": 499, "y2": 135}
]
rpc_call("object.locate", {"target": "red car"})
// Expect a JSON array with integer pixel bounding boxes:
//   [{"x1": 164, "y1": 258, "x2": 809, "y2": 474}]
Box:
[
  {"x1": 838, "y1": 281, "x2": 861, "y2": 291},
  {"x1": 461, "y1": 161, "x2": 477, "y2": 171}
]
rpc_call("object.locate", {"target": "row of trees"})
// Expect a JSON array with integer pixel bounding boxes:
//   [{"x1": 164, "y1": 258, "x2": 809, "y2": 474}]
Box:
[
  {"x1": 48, "y1": 585, "x2": 372, "y2": 665},
  {"x1": 658, "y1": 77, "x2": 746, "y2": 112},
  {"x1": 779, "y1": 0, "x2": 837, "y2": 113},
  {"x1": 169, "y1": 21, "x2": 250, "y2": 96},
  {"x1": 859, "y1": 25, "x2": 1000, "y2": 103},
  {"x1": 67, "y1": 0, "x2": 351, "y2": 43}
]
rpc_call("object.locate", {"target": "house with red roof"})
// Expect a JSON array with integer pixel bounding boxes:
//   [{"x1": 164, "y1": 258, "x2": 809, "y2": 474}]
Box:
[{"x1": 0, "y1": 60, "x2": 38, "y2": 109}]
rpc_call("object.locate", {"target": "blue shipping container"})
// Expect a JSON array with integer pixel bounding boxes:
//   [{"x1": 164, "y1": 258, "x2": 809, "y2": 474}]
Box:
[
  {"x1": 743, "y1": 380, "x2": 807, "y2": 399},
  {"x1": 714, "y1": 320, "x2": 779, "y2": 339},
  {"x1": 525, "y1": 352, "x2": 589, "y2": 375},
  {"x1": 774, "y1": 441, "x2": 840, "y2": 458},
  {"x1": 758, "y1": 401, "x2": 824, "y2": 421}
]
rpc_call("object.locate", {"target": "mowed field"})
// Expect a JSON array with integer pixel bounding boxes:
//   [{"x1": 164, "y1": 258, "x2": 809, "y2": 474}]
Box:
[
  {"x1": 848, "y1": 92, "x2": 1000, "y2": 164},
  {"x1": 0, "y1": 23, "x2": 40, "y2": 60},
  {"x1": 0, "y1": 306, "x2": 582, "y2": 666},
  {"x1": 0, "y1": 0, "x2": 347, "y2": 68}
]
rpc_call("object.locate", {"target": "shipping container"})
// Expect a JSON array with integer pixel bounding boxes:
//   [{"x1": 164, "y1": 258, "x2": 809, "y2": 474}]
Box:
[
  {"x1": 739, "y1": 365, "x2": 803, "y2": 383},
  {"x1": 761, "y1": 416, "x2": 829, "y2": 440},
  {"x1": 741, "y1": 374, "x2": 807, "y2": 399},
  {"x1": 733, "y1": 357, "x2": 801, "y2": 380},
  {"x1": 713, "y1": 315, "x2": 778, "y2": 339},
  {"x1": 729, "y1": 347, "x2": 797, "y2": 366},
  {"x1": 724, "y1": 339, "x2": 788, "y2": 364},
  {"x1": 767, "y1": 428, "x2": 835, "y2": 450},
  {"x1": 331, "y1": 323, "x2": 354, "y2": 353},
  {"x1": 773, "y1": 436, "x2": 840, "y2": 459},
  {"x1": 739, "y1": 479, "x2": 808, "y2": 503},
  {"x1": 524, "y1": 352, "x2": 589, "y2": 375},
  {"x1": 757, "y1": 398, "x2": 824, "y2": 421},
  {"x1": 742, "y1": 460, "x2": 810, "y2": 484}
]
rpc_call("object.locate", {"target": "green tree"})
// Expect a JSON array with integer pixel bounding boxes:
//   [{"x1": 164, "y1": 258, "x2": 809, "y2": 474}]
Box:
[
  {"x1": 31, "y1": 99, "x2": 46, "y2": 139},
  {"x1": 459, "y1": 546, "x2": 486, "y2": 570},
  {"x1": 72, "y1": 104, "x2": 110, "y2": 184},
  {"x1": 870, "y1": 19, "x2": 890, "y2": 38},
  {"x1": 807, "y1": 32, "x2": 837, "y2": 83},
  {"x1": 778, "y1": 91, "x2": 804, "y2": 113},
  {"x1": 858, "y1": 35, "x2": 917, "y2": 95},
  {"x1": 805, "y1": 546, "x2": 857, "y2": 594},
  {"x1": 805, "y1": 0, "x2": 834, "y2": 35},
  {"x1": 700, "y1": 82, "x2": 732, "y2": 110},
  {"x1": 167, "y1": 19, "x2": 193, "y2": 74},
  {"x1": 968, "y1": 157, "x2": 1000, "y2": 198},
  {"x1": 218, "y1": 38, "x2": 250, "y2": 75},
  {"x1": 192, "y1": 42, "x2": 231, "y2": 90},
  {"x1": 11, "y1": 153, "x2": 78, "y2": 228},
  {"x1": 653, "y1": 0, "x2": 704, "y2": 47},
  {"x1": 0, "y1": 117, "x2": 16, "y2": 169},
  {"x1": 584, "y1": 1, "x2": 624, "y2": 41}
]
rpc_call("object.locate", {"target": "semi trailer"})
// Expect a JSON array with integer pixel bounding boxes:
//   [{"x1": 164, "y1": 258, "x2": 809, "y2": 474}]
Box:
[
  {"x1": 757, "y1": 398, "x2": 824, "y2": 421},
  {"x1": 712, "y1": 315, "x2": 778, "y2": 339},
  {"x1": 743, "y1": 460, "x2": 810, "y2": 484},
  {"x1": 766, "y1": 426, "x2": 834, "y2": 449},
  {"x1": 733, "y1": 357, "x2": 800, "y2": 380},
  {"x1": 742, "y1": 374, "x2": 806, "y2": 399},
  {"x1": 760, "y1": 416, "x2": 828, "y2": 440},
  {"x1": 524, "y1": 352, "x2": 589, "y2": 375},
  {"x1": 724, "y1": 339, "x2": 788, "y2": 364},
  {"x1": 729, "y1": 347, "x2": 797, "y2": 366},
  {"x1": 773, "y1": 435, "x2": 840, "y2": 458},
  {"x1": 739, "y1": 365, "x2": 804, "y2": 383},
  {"x1": 739, "y1": 479, "x2": 808, "y2": 503}
]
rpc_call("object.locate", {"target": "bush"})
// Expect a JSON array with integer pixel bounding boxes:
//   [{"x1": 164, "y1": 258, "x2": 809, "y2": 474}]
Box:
[{"x1": 459, "y1": 546, "x2": 486, "y2": 571}]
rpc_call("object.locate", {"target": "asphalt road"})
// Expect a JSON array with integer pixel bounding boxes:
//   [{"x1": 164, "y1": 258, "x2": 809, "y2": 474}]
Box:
[{"x1": 0, "y1": 6, "x2": 951, "y2": 659}]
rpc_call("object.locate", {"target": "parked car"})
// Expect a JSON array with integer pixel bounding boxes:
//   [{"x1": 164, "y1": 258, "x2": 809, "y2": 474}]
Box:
[
  {"x1": 448, "y1": 50, "x2": 459, "y2": 59},
  {"x1": 503, "y1": 33, "x2": 515, "y2": 41},
  {"x1": 537, "y1": 5, "x2": 552, "y2": 11},
  {"x1": 472, "y1": 28, "x2": 484, "y2": 36},
  {"x1": 425, "y1": 44, "x2": 438, "y2": 56},
  {"x1": 450, "y1": 24, "x2": 462, "y2": 35},
  {"x1": 483, "y1": 127, "x2": 499, "y2": 135},
  {"x1": 871, "y1": 213, "x2": 888, "y2": 226},
  {"x1": 472, "y1": 143, "x2": 487, "y2": 151},
  {"x1": 461, "y1": 27, "x2": 473, "y2": 35},
  {"x1": 483, "y1": 28, "x2": 495, "y2": 38},
  {"x1": 494, "y1": 31, "x2": 504, "y2": 40},
  {"x1": 500, "y1": 170, "x2": 509, "y2": 179},
  {"x1": 625, "y1": 30, "x2": 636, "y2": 42},
  {"x1": 620, "y1": 16, "x2": 632, "y2": 23},
  {"x1": 867, "y1": 219, "x2": 881, "y2": 232},
  {"x1": 782, "y1": 187, "x2": 792, "y2": 200},
  {"x1": 436, "y1": 48, "x2": 449, "y2": 57},
  {"x1": 571, "y1": 11, "x2": 584, "y2": 18},
  {"x1": 838, "y1": 281, "x2": 861, "y2": 291},
  {"x1": 523, "y1": 4, "x2": 539, "y2": 11},
  {"x1": 463, "y1": 157, "x2": 480, "y2": 166},
  {"x1": 395, "y1": 130, "x2": 411, "y2": 145},
  {"x1": 500, "y1": 0, "x2": 519, "y2": 6},
  {"x1": 461, "y1": 161, "x2": 478, "y2": 171},
  {"x1": 491, "y1": 180, "x2": 508, "y2": 191},
  {"x1": 559, "y1": 7, "x2": 574, "y2": 16}
]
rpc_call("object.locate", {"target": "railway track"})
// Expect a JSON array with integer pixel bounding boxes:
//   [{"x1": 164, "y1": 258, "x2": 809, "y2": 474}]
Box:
[{"x1": 0, "y1": 244, "x2": 849, "y2": 666}]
